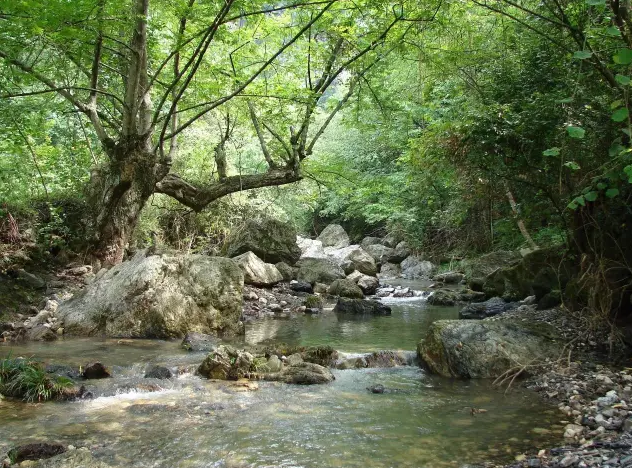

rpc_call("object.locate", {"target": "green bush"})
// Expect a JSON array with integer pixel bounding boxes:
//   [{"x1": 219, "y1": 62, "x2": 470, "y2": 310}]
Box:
[{"x1": 0, "y1": 356, "x2": 73, "y2": 402}]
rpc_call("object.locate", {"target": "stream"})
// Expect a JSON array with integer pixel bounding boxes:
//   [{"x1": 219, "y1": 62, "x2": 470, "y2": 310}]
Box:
[{"x1": 0, "y1": 290, "x2": 562, "y2": 468}]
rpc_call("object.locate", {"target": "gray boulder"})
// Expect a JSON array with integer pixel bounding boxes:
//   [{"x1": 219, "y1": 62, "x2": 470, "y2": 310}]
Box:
[
  {"x1": 378, "y1": 262, "x2": 401, "y2": 279},
  {"x1": 364, "y1": 244, "x2": 396, "y2": 265},
  {"x1": 197, "y1": 345, "x2": 254, "y2": 380},
  {"x1": 401, "y1": 256, "x2": 436, "y2": 279},
  {"x1": 233, "y1": 251, "x2": 283, "y2": 287},
  {"x1": 459, "y1": 297, "x2": 519, "y2": 319},
  {"x1": 144, "y1": 365, "x2": 172, "y2": 379},
  {"x1": 333, "y1": 298, "x2": 391, "y2": 315},
  {"x1": 296, "y1": 257, "x2": 345, "y2": 285},
  {"x1": 297, "y1": 237, "x2": 327, "y2": 259},
  {"x1": 268, "y1": 362, "x2": 335, "y2": 385},
  {"x1": 58, "y1": 253, "x2": 244, "y2": 339},
  {"x1": 427, "y1": 289, "x2": 459, "y2": 306},
  {"x1": 225, "y1": 217, "x2": 301, "y2": 265},
  {"x1": 462, "y1": 250, "x2": 521, "y2": 282},
  {"x1": 25, "y1": 325, "x2": 58, "y2": 341},
  {"x1": 360, "y1": 236, "x2": 383, "y2": 249},
  {"x1": 317, "y1": 224, "x2": 350, "y2": 249},
  {"x1": 347, "y1": 271, "x2": 379, "y2": 295},
  {"x1": 433, "y1": 271, "x2": 465, "y2": 284},
  {"x1": 417, "y1": 319, "x2": 562, "y2": 378},
  {"x1": 325, "y1": 245, "x2": 377, "y2": 276},
  {"x1": 391, "y1": 241, "x2": 411, "y2": 263},
  {"x1": 328, "y1": 279, "x2": 364, "y2": 299},
  {"x1": 381, "y1": 232, "x2": 401, "y2": 248}
]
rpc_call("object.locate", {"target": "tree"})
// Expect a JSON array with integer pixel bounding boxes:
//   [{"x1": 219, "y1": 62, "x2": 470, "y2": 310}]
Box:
[{"x1": 0, "y1": 0, "x2": 430, "y2": 265}]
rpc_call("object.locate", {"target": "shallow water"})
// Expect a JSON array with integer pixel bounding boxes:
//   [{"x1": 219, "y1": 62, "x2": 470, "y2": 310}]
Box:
[{"x1": 0, "y1": 295, "x2": 561, "y2": 467}]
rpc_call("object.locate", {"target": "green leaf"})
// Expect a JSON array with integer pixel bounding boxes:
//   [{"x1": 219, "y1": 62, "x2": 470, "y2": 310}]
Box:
[
  {"x1": 612, "y1": 107, "x2": 630, "y2": 122},
  {"x1": 566, "y1": 126, "x2": 585, "y2": 139},
  {"x1": 564, "y1": 161, "x2": 581, "y2": 170},
  {"x1": 611, "y1": 99, "x2": 624, "y2": 109},
  {"x1": 575, "y1": 196, "x2": 586, "y2": 206},
  {"x1": 584, "y1": 191, "x2": 598, "y2": 202},
  {"x1": 543, "y1": 147, "x2": 560, "y2": 157},
  {"x1": 567, "y1": 201, "x2": 578, "y2": 210},
  {"x1": 614, "y1": 48, "x2": 632, "y2": 65},
  {"x1": 606, "y1": 188, "x2": 620, "y2": 198},
  {"x1": 609, "y1": 143, "x2": 626, "y2": 157},
  {"x1": 623, "y1": 128, "x2": 632, "y2": 137},
  {"x1": 607, "y1": 26, "x2": 622, "y2": 36},
  {"x1": 557, "y1": 97, "x2": 573, "y2": 104},
  {"x1": 573, "y1": 50, "x2": 592, "y2": 60},
  {"x1": 616, "y1": 74, "x2": 631, "y2": 85},
  {"x1": 597, "y1": 182, "x2": 607, "y2": 190},
  {"x1": 625, "y1": 165, "x2": 632, "y2": 183},
  {"x1": 586, "y1": 0, "x2": 605, "y2": 4}
]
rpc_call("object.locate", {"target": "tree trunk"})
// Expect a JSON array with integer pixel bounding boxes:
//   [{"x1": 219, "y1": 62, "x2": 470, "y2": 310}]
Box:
[
  {"x1": 88, "y1": 139, "x2": 161, "y2": 266},
  {"x1": 504, "y1": 182, "x2": 539, "y2": 251}
]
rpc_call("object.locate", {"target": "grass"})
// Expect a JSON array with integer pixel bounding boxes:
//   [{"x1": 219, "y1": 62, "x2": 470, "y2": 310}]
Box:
[{"x1": 0, "y1": 356, "x2": 73, "y2": 402}]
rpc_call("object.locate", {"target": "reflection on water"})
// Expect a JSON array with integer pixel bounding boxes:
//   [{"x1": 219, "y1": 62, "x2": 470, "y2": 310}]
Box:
[{"x1": 0, "y1": 295, "x2": 560, "y2": 468}]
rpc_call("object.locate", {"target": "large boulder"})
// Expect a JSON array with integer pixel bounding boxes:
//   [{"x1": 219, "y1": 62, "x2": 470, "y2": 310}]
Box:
[
  {"x1": 333, "y1": 298, "x2": 391, "y2": 315},
  {"x1": 225, "y1": 218, "x2": 301, "y2": 265},
  {"x1": 58, "y1": 253, "x2": 244, "y2": 339},
  {"x1": 360, "y1": 236, "x2": 382, "y2": 249},
  {"x1": 232, "y1": 251, "x2": 283, "y2": 287},
  {"x1": 347, "y1": 271, "x2": 379, "y2": 295},
  {"x1": 417, "y1": 319, "x2": 562, "y2": 378},
  {"x1": 482, "y1": 247, "x2": 573, "y2": 301},
  {"x1": 433, "y1": 271, "x2": 465, "y2": 284},
  {"x1": 364, "y1": 244, "x2": 396, "y2": 265},
  {"x1": 328, "y1": 279, "x2": 364, "y2": 299},
  {"x1": 297, "y1": 237, "x2": 327, "y2": 259},
  {"x1": 400, "y1": 256, "x2": 436, "y2": 279},
  {"x1": 325, "y1": 245, "x2": 377, "y2": 276},
  {"x1": 427, "y1": 289, "x2": 459, "y2": 306},
  {"x1": 391, "y1": 241, "x2": 411, "y2": 263},
  {"x1": 317, "y1": 224, "x2": 350, "y2": 249},
  {"x1": 296, "y1": 257, "x2": 345, "y2": 285},
  {"x1": 462, "y1": 250, "x2": 522, "y2": 282},
  {"x1": 378, "y1": 262, "x2": 401, "y2": 279},
  {"x1": 275, "y1": 262, "x2": 296, "y2": 281},
  {"x1": 197, "y1": 345, "x2": 255, "y2": 380},
  {"x1": 459, "y1": 297, "x2": 519, "y2": 319}
]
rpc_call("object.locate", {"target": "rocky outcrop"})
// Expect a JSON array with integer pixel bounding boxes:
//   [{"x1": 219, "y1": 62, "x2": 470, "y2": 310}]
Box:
[
  {"x1": 328, "y1": 279, "x2": 364, "y2": 299},
  {"x1": 325, "y1": 245, "x2": 377, "y2": 276},
  {"x1": 417, "y1": 319, "x2": 562, "y2": 378},
  {"x1": 391, "y1": 241, "x2": 411, "y2": 263},
  {"x1": 225, "y1": 217, "x2": 301, "y2": 265},
  {"x1": 461, "y1": 250, "x2": 521, "y2": 283},
  {"x1": 58, "y1": 253, "x2": 244, "y2": 339},
  {"x1": 347, "y1": 270, "x2": 379, "y2": 295},
  {"x1": 482, "y1": 247, "x2": 573, "y2": 301},
  {"x1": 458, "y1": 297, "x2": 519, "y2": 319},
  {"x1": 317, "y1": 224, "x2": 350, "y2": 249},
  {"x1": 433, "y1": 271, "x2": 465, "y2": 284},
  {"x1": 233, "y1": 251, "x2": 283, "y2": 287},
  {"x1": 275, "y1": 262, "x2": 296, "y2": 281},
  {"x1": 360, "y1": 236, "x2": 382, "y2": 248},
  {"x1": 296, "y1": 257, "x2": 345, "y2": 285},
  {"x1": 333, "y1": 298, "x2": 391, "y2": 315},
  {"x1": 400, "y1": 256, "x2": 436, "y2": 279},
  {"x1": 267, "y1": 362, "x2": 335, "y2": 385}
]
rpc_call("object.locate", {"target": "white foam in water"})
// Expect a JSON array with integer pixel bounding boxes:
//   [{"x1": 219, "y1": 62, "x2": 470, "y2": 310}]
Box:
[{"x1": 379, "y1": 291, "x2": 430, "y2": 304}]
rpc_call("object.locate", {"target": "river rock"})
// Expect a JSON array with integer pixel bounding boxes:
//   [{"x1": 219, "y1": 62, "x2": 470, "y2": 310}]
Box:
[
  {"x1": 458, "y1": 297, "x2": 519, "y2": 319},
  {"x1": 381, "y1": 232, "x2": 401, "y2": 248},
  {"x1": 296, "y1": 257, "x2": 345, "y2": 285},
  {"x1": 144, "y1": 365, "x2": 172, "y2": 379},
  {"x1": 290, "y1": 280, "x2": 313, "y2": 293},
  {"x1": 17, "y1": 269, "x2": 46, "y2": 289},
  {"x1": 378, "y1": 262, "x2": 401, "y2": 279},
  {"x1": 325, "y1": 245, "x2": 377, "y2": 276},
  {"x1": 301, "y1": 345, "x2": 339, "y2": 366},
  {"x1": 317, "y1": 224, "x2": 350, "y2": 249},
  {"x1": 197, "y1": 345, "x2": 254, "y2": 380},
  {"x1": 337, "y1": 350, "x2": 410, "y2": 369},
  {"x1": 297, "y1": 237, "x2": 327, "y2": 259},
  {"x1": 275, "y1": 262, "x2": 296, "y2": 281},
  {"x1": 266, "y1": 355, "x2": 283, "y2": 372},
  {"x1": 7, "y1": 443, "x2": 66, "y2": 464},
  {"x1": 461, "y1": 250, "x2": 521, "y2": 283},
  {"x1": 25, "y1": 325, "x2": 58, "y2": 341},
  {"x1": 427, "y1": 289, "x2": 459, "y2": 306},
  {"x1": 58, "y1": 253, "x2": 244, "y2": 339},
  {"x1": 364, "y1": 244, "x2": 396, "y2": 265},
  {"x1": 417, "y1": 319, "x2": 562, "y2": 378},
  {"x1": 328, "y1": 279, "x2": 364, "y2": 299},
  {"x1": 346, "y1": 271, "x2": 379, "y2": 295},
  {"x1": 333, "y1": 298, "x2": 391, "y2": 315},
  {"x1": 433, "y1": 271, "x2": 465, "y2": 284},
  {"x1": 360, "y1": 236, "x2": 382, "y2": 248},
  {"x1": 82, "y1": 362, "x2": 110, "y2": 379},
  {"x1": 181, "y1": 332, "x2": 218, "y2": 352},
  {"x1": 224, "y1": 217, "x2": 301, "y2": 265},
  {"x1": 268, "y1": 362, "x2": 335, "y2": 385},
  {"x1": 232, "y1": 251, "x2": 283, "y2": 287},
  {"x1": 45, "y1": 364, "x2": 81, "y2": 380},
  {"x1": 400, "y1": 256, "x2": 436, "y2": 279}
]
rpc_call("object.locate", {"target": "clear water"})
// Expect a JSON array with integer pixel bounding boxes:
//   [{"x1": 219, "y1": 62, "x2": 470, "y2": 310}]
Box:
[{"x1": 0, "y1": 295, "x2": 561, "y2": 468}]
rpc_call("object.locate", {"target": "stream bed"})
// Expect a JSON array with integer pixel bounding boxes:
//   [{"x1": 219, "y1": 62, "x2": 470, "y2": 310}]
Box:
[{"x1": 0, "y1": 295, "x2": 562, "y2": 468}]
